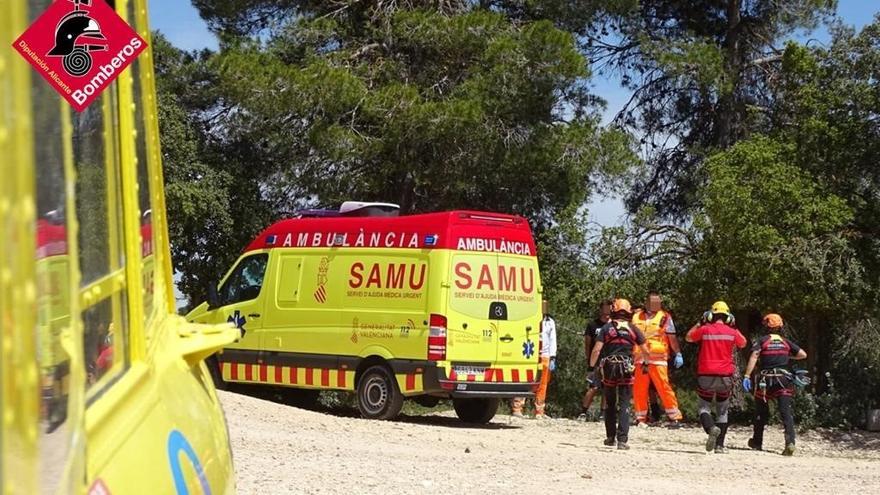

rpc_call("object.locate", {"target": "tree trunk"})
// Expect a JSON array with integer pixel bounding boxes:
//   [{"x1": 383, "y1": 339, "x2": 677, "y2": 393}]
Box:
[{"x1": 716, "y1": 0, "x2": 742, "y2": 149}]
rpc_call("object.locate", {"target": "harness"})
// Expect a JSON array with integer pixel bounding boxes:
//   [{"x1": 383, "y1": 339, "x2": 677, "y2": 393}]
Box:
[
  {"x1": 760, "y1": 333, "x2": 791, "y2": 357},
  {"x1": 754, "y1": 334, "x2": 796, "y2": 401},
  {"x1": 599, "y1": 321, "x2": 638, "y2": 385}
]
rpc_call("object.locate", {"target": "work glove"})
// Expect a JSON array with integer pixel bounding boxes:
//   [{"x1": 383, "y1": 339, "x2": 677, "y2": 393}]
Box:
[
  {"x1": 548, "y1": 357, "x2": 557, "y2": 372},
  {"x1": 673, "y1": 353, "x2": 684, "y2": 369},
  {"x1": 742, "y1": 377, "x2": 752, "y2": 392}
]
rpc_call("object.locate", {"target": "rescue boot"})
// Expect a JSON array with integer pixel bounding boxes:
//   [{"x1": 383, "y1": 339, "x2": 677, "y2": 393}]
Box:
[
  {"x1": 699, "y1": 412, "x2": 715, "y2": 434},
  {"x1": 603, "y1": 438, "x2": 615, "y2": 447},
  {"x1": 782, "y1": 443, "x2": 796, "y2": 456},
  {"x1": 706, "y1": 426, "x2": 721, "y2": 453},
  {"x1": 714, "y1": 423, "x2": 728, "y2": 453},
  {"x1": 617, "y1": 442, "x2": 630, "y2": 450},
  {"x1": 747, "y1": 438, "x2": 762, "y2": 451}
]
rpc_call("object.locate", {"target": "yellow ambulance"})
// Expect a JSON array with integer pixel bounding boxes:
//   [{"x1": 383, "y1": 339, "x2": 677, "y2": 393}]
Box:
[
  {"x1": 1, "y1": 1, "x2": 238, "y2": 493},
  {"x1": 188, "y1": 204, "x2": 544, "y2": 422}
]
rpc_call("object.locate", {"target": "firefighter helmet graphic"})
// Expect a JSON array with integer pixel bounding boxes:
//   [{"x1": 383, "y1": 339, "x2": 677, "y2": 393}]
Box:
[{"x1": 46, "y1": 1, "x2": 107, "y2": 77}]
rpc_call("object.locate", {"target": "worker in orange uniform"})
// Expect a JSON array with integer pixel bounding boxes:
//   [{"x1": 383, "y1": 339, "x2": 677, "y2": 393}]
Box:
[
  {"x1": 512, "y1": 300, "x2": 556, "y2": 418},
  {"x1": 589, "y1": 298, "x2": 649, "y2": 449},
  {"x1": 632, "y1": 291, "x2": 684, "y2": 424}
]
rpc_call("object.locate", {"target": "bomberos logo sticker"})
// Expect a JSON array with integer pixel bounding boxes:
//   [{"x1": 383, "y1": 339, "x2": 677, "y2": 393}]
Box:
[{"x1": 12, "y1": 0, "x2": 147, "y2": 112}]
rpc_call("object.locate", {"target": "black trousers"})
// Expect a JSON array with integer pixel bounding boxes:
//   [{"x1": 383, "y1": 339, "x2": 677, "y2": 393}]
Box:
[
  {"x1": 753, "y1": 394, "x2": 796, "y2": 446},
  {"x1": 604, "y1": 384, "x2": 633, "y2": 443}
]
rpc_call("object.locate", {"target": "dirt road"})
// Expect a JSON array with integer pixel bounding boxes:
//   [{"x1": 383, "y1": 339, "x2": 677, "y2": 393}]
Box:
[{"x1": 219, "y1": 391, "x2": 880, "y2": 494}]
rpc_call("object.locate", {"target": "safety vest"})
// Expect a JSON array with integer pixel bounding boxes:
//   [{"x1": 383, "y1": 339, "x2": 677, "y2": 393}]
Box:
[{"x1": 632, "y1": 310, "x2": 670, "y2": 365}]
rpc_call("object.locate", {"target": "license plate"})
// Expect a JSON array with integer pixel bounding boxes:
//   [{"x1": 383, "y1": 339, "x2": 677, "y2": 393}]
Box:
[{"x1": 453, "y1": 365, "x2": 486, "y2": 376}]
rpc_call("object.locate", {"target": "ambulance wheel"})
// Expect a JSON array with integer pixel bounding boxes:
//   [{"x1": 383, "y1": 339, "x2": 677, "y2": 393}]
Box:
[
  {"x1": 453, "y1": 398, "x2": 500, "y2": 424},
  {"x1": 206, "y1": 355, "x2": 227, "y2": 391},
  {"x1": 357, "y1": 365, "x2": 404, "y2": 420}
]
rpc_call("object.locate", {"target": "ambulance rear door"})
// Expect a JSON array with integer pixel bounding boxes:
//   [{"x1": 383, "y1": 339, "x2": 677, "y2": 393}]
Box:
[
  {"x1": 446, "y1": 253, "x2": 500, "y2": 378},
  {"x1": 493, "y1": 254, "x2": 541, "y2": 370}
]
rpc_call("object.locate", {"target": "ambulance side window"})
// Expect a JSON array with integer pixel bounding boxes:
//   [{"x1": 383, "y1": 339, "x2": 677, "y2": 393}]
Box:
[{"x1": 220, "y1": 254, "x2": 268, "y2": 305}]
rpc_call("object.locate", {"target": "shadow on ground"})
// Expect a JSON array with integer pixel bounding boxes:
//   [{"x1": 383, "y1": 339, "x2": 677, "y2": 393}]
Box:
[{"x1": 224, "y1": 384, "x2": 520, "y2": 429}]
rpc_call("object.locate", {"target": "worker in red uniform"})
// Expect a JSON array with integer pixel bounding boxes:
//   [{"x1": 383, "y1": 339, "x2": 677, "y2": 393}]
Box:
[
  {"x1": 743, "y1": 313, "x2": 807, "y2": 456},
  {"x1": 632, "y1": 291, "x2": 683, "y2": 423},
  {"x1": 686, "y1": 301, "x2": 746, "y2": 453},
  {"x1": 589, "y1": 299, "x2": 649, "y2": 450}
]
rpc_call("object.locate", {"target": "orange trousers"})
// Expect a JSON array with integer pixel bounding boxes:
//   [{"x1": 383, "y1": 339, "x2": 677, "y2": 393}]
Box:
[
  {"x1": 512, "y1": 357, "x2": 551, "y2": 416},
  {"x1": 633, "y1": 363, "x2": 682, "y2": 422}
]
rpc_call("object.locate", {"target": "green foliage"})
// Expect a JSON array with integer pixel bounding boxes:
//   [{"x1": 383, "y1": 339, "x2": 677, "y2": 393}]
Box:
[
  {"x1": 210, "y1": 8, "x2": 630, "y2": 224},
  {"x1": 696, "y1": 136, "x2": 862, "y2": 314},
  {"x1": 587, "y1": 0, "x2": 838, "y2": 216}
]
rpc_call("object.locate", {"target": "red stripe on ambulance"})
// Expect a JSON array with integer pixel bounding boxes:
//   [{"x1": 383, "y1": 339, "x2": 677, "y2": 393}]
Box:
[{"x1": 337, "y1": 369, "x2": 346, "y2": 388}]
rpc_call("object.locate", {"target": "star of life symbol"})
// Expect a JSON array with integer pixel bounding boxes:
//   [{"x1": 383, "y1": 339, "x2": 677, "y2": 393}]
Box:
[
  {"x1": 227, "y1": 310, "x2": 247, "y2": 338},
  {"x1": 522, "y1": 340, "x2": 535, "y2": 359}
]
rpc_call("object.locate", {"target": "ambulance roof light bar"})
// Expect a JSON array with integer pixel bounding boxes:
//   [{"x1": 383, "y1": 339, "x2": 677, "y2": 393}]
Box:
[
  {"x1": 339, "y1": 201, "x2": 400, "y2": 217},
  {"x1": 458, "y1": 212, "x2": 521, "y2": 223}
]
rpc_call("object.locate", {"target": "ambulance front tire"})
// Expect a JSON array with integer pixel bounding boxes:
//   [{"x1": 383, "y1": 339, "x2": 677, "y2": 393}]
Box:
[
  {"x1": 357, "y1": 365, "x2": 404, "y2": 420},
  {"x1": 453, "y1": 398, "x2": 500, "y2": 424}
]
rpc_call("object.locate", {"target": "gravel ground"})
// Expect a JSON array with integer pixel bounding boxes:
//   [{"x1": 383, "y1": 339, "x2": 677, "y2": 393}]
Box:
[{"x1": 219, "y1": 390, "x2": 880, "y2": 495}]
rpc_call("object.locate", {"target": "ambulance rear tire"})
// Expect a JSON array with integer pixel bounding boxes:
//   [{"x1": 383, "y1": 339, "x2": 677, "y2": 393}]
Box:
[
  {"x1": 453, "y1": 398, "x2": 500, "y2": 424},
  {"x1": 357, "y1": 365, "x2": 404, "y2": 420}
]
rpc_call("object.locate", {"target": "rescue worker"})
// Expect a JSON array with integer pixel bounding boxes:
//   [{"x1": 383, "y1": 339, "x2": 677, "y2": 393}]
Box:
[
  {"x1": 512, "y1": 300, "x2": 556, "y2": 418},
  {"x1": 589, "y1": 298, "x2": 650, "y2": 449},
  {"x1": 632, "y1": 291, "x2": 684, "y2": 423},
  {"x1": 685, "y1": 301, "x2": 746, "y2": 453},
  {"x1": 581, "y1": 300, "x2": 611, "y2": 419},
  {"x1": 743, "y1": 313, "x2": 807, "y2": 456}
]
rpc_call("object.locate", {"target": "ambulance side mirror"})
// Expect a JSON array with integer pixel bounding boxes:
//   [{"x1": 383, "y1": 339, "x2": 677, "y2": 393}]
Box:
[{"x1": 207, "y1": 284, "x2": 221, "y2": 309}]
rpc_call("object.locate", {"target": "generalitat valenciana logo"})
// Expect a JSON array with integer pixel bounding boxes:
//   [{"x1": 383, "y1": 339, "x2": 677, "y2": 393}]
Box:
[{"x1": 12, "y1": 0, "x2": 147, "y2": 112}]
